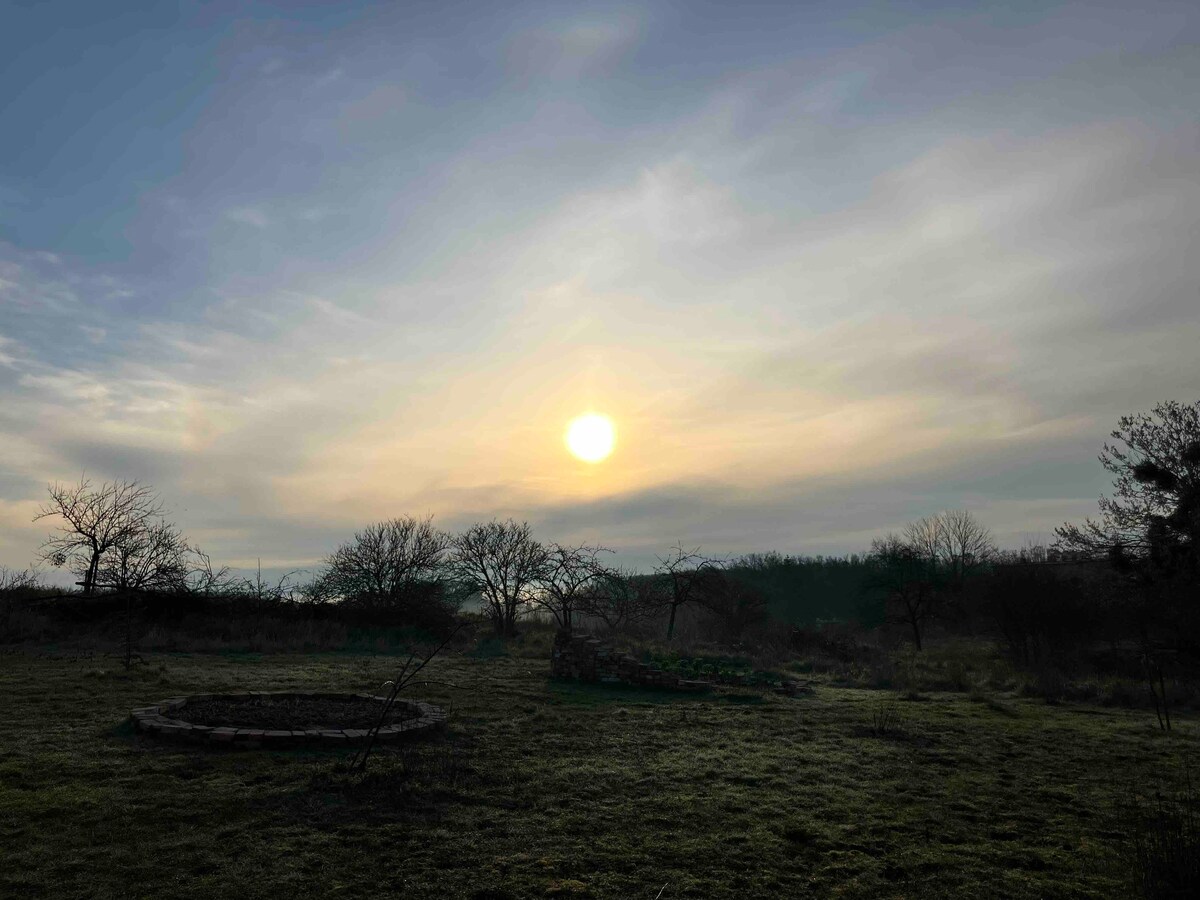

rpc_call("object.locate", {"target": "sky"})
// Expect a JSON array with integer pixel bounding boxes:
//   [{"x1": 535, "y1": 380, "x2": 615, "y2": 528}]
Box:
[{"x1": 1, "y1": 0, "x2": 1198, "y2": 580}]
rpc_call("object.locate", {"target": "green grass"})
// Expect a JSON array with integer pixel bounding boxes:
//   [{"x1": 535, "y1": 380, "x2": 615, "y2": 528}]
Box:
[{"x1": 0, "y1": 648, "x2": 1195, "y2": 898}]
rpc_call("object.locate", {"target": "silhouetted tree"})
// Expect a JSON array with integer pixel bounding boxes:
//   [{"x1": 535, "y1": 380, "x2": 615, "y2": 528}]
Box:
[
  {"x1": 900, "y1": 510, "x2": 994, "y2": 585},
  {"x1": 532, "y1": 543, "x2": 611, "y2": 631},
  {"x1": 579, "y1": 567, "x2": 661, "y2": 633},
  {"x1": 185, "y1": 547, "x2": 234, "y2": 597},
  {"x1": 655, "y1": 544, "x2": 722, "y2": 641},
  {"x1": 981, "y1": 557, "x2": 1090, "y2": 666},
  {"x1": 451, "y1": 519, "x2": 547, "y2": 636},
  {"x1": 1055, "y1": 400, "x2": 1200, "y2": 564},
  {"x1": 95, "y1": 519, "x2": 190, "y2": 593},
  {"x1": 1056, "y1": 401, "x2": 1200, "y2": 728},
  {"x1": 724, "y1": 552, "x2": 880, "y2": 627},
  {"x1": 34, "y1": 478, "x2": 166, "y2": 596},
  {"x1": 324, "y1": 517, "x2": 450, "y2": 608},
  {"x1": 869, "y1": 534, "x2": 943, "y2": 650},
  {"x1": 938, "y1": 509, "x2": 996, "y2": 587},
  {"x1": 697, "y1": 570, "x2": 771, "y2": 642}
]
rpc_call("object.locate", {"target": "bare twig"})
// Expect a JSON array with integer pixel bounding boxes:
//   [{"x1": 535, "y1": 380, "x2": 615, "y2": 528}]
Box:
[{"x1": 349, "y1": 623, "x2": 466, "y2": 773}]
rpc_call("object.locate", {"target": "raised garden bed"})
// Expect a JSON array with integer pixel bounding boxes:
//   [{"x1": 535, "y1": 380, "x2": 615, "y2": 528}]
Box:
[{"x1": 130, "y1": 692, "x2": 446, "y2": 748}]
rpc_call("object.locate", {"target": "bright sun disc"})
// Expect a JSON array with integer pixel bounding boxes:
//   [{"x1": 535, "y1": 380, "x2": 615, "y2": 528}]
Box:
[{"x1": 565, "y1": 413, "x2": 616, "y2": 463}]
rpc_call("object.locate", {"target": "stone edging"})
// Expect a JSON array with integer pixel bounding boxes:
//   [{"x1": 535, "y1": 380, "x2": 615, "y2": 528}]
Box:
[{"x1": 130, "y1": 692, "x2": 446, "y2": 748}]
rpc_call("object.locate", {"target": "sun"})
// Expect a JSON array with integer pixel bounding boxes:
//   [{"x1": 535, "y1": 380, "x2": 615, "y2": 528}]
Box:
[{"x1": 565, "y1": 413, "x2": 616, "y2": 463}]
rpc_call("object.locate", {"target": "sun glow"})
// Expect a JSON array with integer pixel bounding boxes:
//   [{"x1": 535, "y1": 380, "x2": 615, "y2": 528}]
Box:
[{"x1": 565, "y1": 413, "x2": 616, "y2": 463}]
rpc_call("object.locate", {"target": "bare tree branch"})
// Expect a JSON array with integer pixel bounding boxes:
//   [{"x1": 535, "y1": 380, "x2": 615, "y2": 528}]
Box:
[
  {"x1": 450, "y1": 520, "x2": 547, "y2": 637},
  {"x1": 34, "y1": 478, "x2": 172, "y2": 596}
]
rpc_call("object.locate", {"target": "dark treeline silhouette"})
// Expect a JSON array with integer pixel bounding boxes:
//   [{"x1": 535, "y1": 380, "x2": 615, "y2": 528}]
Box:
[
  {"x1": 721, "y1": 552, "x2": 880, "y2": 628},
  {"x1": 3, "y1": 400, "x2": 1199, "y2": 722}
]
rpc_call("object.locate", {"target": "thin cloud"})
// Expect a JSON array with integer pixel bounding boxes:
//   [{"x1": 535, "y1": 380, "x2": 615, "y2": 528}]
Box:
[
  {"x1": 0, "y1": 4, "x2": 1196, "y2": 578},
  {"x1": 225, "y1": 207, "x2": 270, "y2": 228}
]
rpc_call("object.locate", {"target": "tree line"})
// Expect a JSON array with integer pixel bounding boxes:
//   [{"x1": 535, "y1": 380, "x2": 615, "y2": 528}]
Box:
[
  {"x1": 15, "y1": 486, "x2": 783, "y2": 640},
  {"x1": 4, "y1": 400, "x2": 1198, "y2": 673}
]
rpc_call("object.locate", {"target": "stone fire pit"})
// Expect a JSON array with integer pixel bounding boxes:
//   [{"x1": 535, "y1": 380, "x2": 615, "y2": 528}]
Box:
[{"x1": 131, "y1": 692, "x2": 446, "y2": 748}]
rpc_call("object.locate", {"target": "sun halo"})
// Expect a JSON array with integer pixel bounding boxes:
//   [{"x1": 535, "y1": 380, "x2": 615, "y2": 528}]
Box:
[{"x1": 565, "y1": 413, "x2": 616, "y2": 463}]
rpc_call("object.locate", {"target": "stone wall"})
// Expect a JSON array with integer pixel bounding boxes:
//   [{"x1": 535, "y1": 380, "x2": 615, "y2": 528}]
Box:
[{"x1": 551, "y1": 630, "x2": 710, "y2": 692}]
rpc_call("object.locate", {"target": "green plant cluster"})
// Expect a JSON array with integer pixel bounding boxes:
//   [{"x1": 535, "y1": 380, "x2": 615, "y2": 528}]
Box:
[{"x1": 645, "y1": 651, "x2": 784, "y2": 686}]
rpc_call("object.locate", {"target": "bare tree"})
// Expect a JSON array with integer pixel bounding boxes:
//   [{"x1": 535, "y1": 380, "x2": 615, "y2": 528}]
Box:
[
  {"x1": 532, "y1": 542, "x2": 612, "y2": 631},
  {"x1": 450, "y1": 519, "x2": 547, "y2": 637},
  {"x1": 577, "y1": 568, "x2": 663, "y2": 633},
  {"x1": 655, "y1": 543, "x2": 721, "y2": 641},
  {"x1": 869, "y1": 534, "x2": 942, "y2": 650},
  {"x1": 186, "y1": 547, "x2": 234, "y2": 596},
  {"x1": 902, "y1": 515, "x2": 945, "y2": 565},
  {"x1": 938, "y1": 509, "x2": 996, "y2": 584},
  {"x1": 94, "y1": 519, "x2": 191, "y2": 593},
  {"x1": 34, "y1": 478, "x2": 168, "y2": 596},
  {"x1": 696, "y1": 570, "x2": 770, "y2": 642},
  {"x1": 900, "y1": 511, "x2": 993, "y2": 611},
  {"x1": 296, "y1": 569, "x2": 339, "y2": 606},
  {"x1": 324, "y1": 516, "x2": 450, "y2": 609}
]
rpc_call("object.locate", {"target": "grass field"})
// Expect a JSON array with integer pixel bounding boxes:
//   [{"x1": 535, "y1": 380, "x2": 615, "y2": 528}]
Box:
[{"x1": 1, "y1": 645, "x2": 1195, "y2": 898}]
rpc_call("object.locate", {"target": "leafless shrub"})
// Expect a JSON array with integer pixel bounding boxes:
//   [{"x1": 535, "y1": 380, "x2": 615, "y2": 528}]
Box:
[
  {"x1": 868, "y1": 698, "x2": 907, "y2": 738},
  {"x1": 0, "y1": 566, "x2": 43, "y2": 641},
  {"x1": 1116, "y1": 760, "x2": 1200, "y2": 899},
  {"x1": 350, "y1": 623, "x2": 463, "y2": 773}
]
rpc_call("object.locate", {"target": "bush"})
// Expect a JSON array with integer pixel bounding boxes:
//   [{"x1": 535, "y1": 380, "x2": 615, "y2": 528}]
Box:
[
  {"x1": 868, "y1": 698, "x2": 907, "y2": 738},
  {"x1": 1019, "y1": 664, "x2": 1067, "y2": 704},
  {"x1": 467, "y1": 636, "x2": 509, "y2": 659},
  {"x1": 976, "y1": 561, "x2": 1093, "y2": 667}
]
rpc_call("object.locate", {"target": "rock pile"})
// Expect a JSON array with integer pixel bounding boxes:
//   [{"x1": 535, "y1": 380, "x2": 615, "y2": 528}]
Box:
[
  {"x1": 550, "y1": 629, "x2": 813, "y2": 697},
  {"x1": 551, "y1": 630, "x2": 711, "y2": 692}
]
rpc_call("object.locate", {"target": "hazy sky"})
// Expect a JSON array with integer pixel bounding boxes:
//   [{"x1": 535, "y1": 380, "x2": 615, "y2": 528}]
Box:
[{"x1": 2, "y1": 0, "x2": 1198, "y2": 577}]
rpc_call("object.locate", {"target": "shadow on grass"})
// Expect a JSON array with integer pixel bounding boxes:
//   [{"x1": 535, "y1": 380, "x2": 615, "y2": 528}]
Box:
[
  {"x1": 276, "y1": 736, "x2": 485, "y2": 829},
  {"x1": 546, "y1": 679, "x2": 769, "y2": 706}
]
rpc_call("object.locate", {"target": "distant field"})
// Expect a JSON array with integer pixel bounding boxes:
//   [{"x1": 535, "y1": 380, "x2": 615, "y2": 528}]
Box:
[{"x1": 1, "y1": 648, "x2": 1194, "y2": 898}]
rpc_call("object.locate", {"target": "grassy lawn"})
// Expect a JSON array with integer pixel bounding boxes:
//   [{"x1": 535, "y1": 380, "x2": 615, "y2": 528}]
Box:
[{"x1": 1, "y1": 647, "x2": 1194, "y2": 898}]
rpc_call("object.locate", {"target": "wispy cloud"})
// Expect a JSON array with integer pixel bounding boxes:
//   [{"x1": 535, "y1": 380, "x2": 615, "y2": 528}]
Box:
[
  {"x1": 225, "y1": 207, "x2": 270, "y2": 228},
  {"x1": 0, "y1": 2, "x2": 1196, "y2": 576},
  {"x1": 506, "y1": 14, "x2": 642, "y2": 80}
]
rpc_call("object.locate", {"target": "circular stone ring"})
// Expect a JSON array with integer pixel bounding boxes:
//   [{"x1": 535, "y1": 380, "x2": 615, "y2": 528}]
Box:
[{"x1": 130, "y1": 692, "x2": 447, "y2": 748}]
